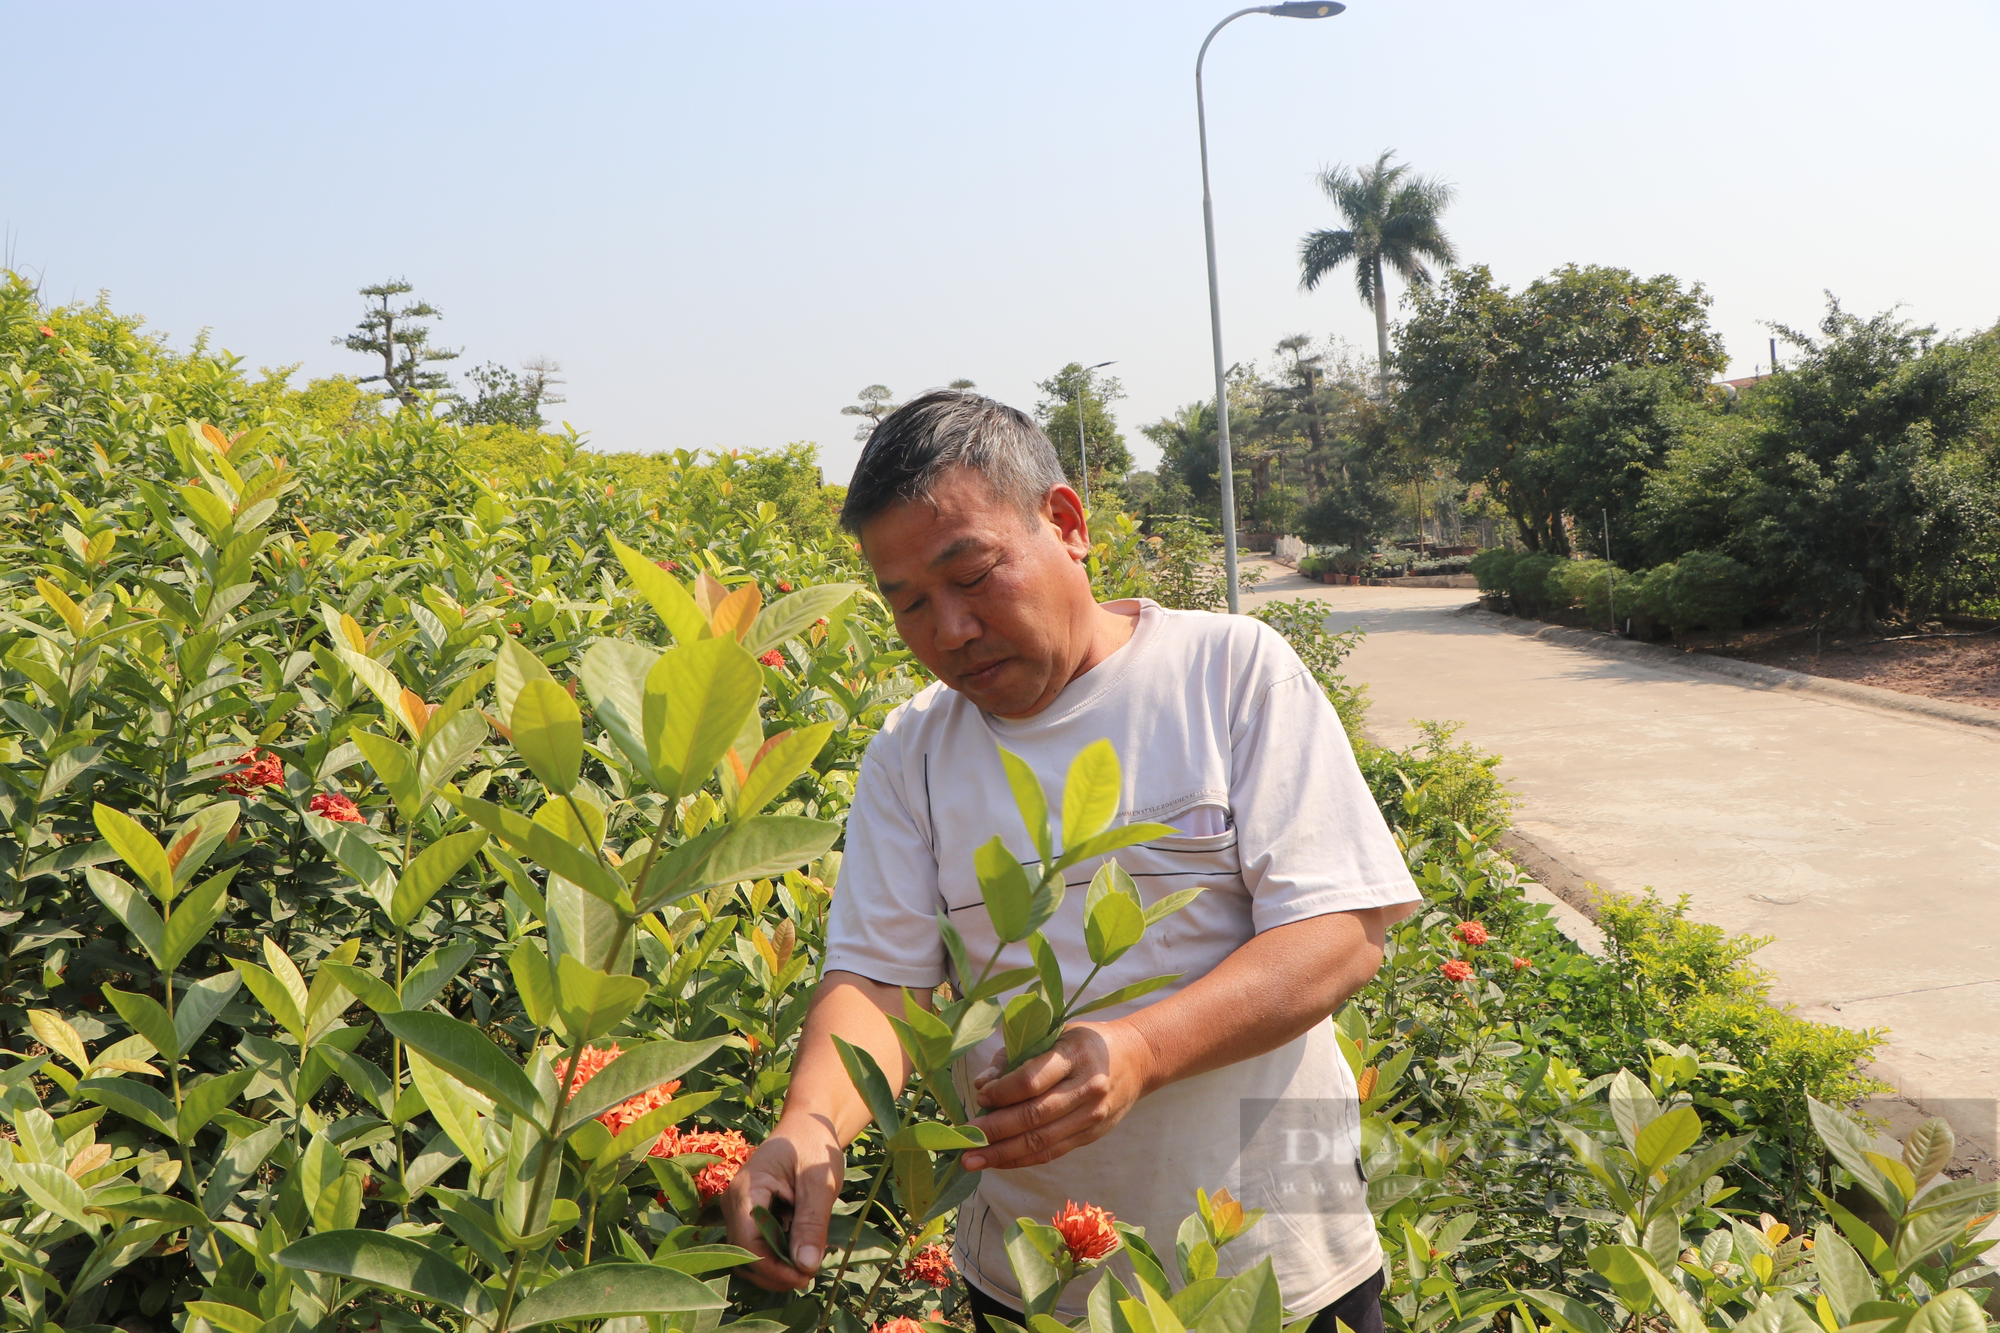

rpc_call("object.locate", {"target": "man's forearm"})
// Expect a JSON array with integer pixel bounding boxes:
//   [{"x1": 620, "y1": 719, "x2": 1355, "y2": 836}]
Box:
[
  {"x1": 1119, "y1": 908, "x2": 1389, "y2": 1096},
  {"x1": 775, "y1": 970, "x2": 917, "y2": 1143}
]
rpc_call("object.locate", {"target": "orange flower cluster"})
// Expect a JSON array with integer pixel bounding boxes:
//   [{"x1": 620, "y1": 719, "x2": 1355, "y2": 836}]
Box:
[
  {"x1": 871, "y1": 1319, "x2": 927, "y2": 1333},
  {"x1": 759, "y1": 650, "x2": 785, "y2": 668},
  {"x1": 1452, "y1": 920, "x2": 1489, "y2": 947},
  {"x1": 1440, "y1": 959, "x2": 1474, "y2": 983},
  {"x1": 309, "y1": 792, "x2": 364, "y2": 823},
  {"x1": 564, "y1": 1043, "x2": 685, "y2": 1137},
  {"x1": 1051, "y1": 1201, "x2": 1119, "y2": 1262},
  {"x1": 655, "y1": 558, "x2": 680, "y2": 572},
  {"x1": 776, "y1": 580, "x2": 793, "y2": 593},
  {"x1": 14, "y1": 450, "x2": 54, "y2": 465},
  {"x1": 660, "y1": 1127, "x2": 752, "y2": 1199},
  {"x1": 220, "y1": 749, "x2": 284, "y2": 795},
  {"x1": 1511, "y1": 956, "x2": 1531, "y2": 971},
  {"x1": 903, "y1": 1241, "x2": 955, "y2": 1287}
]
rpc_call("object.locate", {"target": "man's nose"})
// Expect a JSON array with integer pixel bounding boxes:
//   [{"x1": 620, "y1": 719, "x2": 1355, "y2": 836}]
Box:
[{"x1": 932, "y1": 593, "x2": 980, "y2": 654}]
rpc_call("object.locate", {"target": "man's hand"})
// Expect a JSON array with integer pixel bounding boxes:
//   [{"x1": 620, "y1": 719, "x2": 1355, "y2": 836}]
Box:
[
  {"x1": 722, "y1": 1113, "x2": 845, "y2": 1291},
  {"x1": 961, "y1": 1020, "x2": 1156, "y2": 1172}
]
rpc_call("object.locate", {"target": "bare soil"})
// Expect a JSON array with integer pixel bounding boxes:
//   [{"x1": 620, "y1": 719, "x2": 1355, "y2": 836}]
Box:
[{"x1": 1686, "y1": 622, "x2": 2000, "y2": 713}]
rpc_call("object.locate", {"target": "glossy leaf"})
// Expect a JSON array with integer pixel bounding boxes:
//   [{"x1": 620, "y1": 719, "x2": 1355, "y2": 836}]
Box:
[
  {"x1": 560, "y1": 1036, "x2": 727, "y2": 1131},
  {"x1": 512, "y1": 678, "x2": 584, "y2": 794},
  {"x1": 276, "y1": 1229, "x2": 496, "y2": 1320},
  {"x1": 975, "y1": 836, "x2": 1035, "y2": 942},
  {"x1": 1061, "y1": 738, "x2": 1122, "y2": 848},
  {"x1": 743, "y1": 583, "x2": 860, "y2": 656},
  {"x1": 644, "y1": 636, "x2": 764, "y2": 800},
  {"x1": 380, "y1": 1010, "x2": 546, "y2": 1125},
  {"x1": 732, "y1": 721, "x2": 834, "y2": 818},
  {"x1": 509, "y1": 1262, "x2": 727, "y2": 1328},
  {"x1": 579, "y1": 638, "x2": 661, "y2": 780},
  {"x1": 92, "y1": 802, "x2": 172, "y2": 902},
  {"x1": 997, "y1": 746, "x2": 1052, "y2": 867},
  {"x1": 612, "y1": 533, "x2": 710, "y2": 645},
  {"x1": 350, "y1": 730, "x2": 422, "y2": 819},
  {"x1": 553, "y1": 954, "x2": 650, "y2": 1043},
  {"x1": 391, "y1": 828, "x2": 489, "y2": 929}
]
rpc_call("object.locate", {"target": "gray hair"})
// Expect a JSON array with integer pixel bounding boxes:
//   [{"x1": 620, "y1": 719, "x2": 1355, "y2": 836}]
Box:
[{"x1": 839, "y1": 389, "x2": 1067, "y2": 534}]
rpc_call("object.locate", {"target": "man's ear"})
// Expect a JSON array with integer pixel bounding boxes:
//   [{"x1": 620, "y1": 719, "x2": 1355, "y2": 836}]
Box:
[{"x1": 1043, "y1": 484, "x2": 1091, "y2": 560}]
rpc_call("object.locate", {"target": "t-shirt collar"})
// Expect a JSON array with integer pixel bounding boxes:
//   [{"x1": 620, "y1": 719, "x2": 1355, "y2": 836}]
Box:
[{"x1": 984, "y1": 598, "x2": 1161, "y2": 732}]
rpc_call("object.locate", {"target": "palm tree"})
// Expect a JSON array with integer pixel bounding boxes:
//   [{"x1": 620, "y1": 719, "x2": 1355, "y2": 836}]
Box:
[{"x1": 1298, "y1": 150, "x2": 1457, "y2": 390}]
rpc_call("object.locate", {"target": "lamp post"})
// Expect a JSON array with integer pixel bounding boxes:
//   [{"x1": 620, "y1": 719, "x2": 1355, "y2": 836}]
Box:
[
  {"x1": 1197, "y1": 1, "x2": 1344, "y2": 612},
  {"x1": 1077, "y1": 359, "x2": 1117, "y2": 509}
]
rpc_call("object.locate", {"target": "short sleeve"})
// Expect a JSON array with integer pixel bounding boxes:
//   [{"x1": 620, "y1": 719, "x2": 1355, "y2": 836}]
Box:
[
  {"x1": 823, "y1": 738, "x2": 950, "y2": 988},
  {"x1": 1231, "y1": 658, "x2": 1421, "y2": 933}
]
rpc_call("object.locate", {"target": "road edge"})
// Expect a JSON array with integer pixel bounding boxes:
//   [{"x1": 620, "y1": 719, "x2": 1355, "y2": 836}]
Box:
[{"x1": 1454, "y1": 604, "x2": 2000, "y2": 735}]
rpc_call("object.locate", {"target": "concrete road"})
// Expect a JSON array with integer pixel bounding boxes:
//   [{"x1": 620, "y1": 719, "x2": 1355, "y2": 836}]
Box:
[{"x1": 1241, "y1": 563, "x2": 2000, "y2": 1169}]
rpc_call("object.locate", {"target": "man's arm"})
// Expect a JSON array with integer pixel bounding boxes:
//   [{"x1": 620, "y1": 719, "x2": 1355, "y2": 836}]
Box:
[
  {"x1": 961, "y1": 904, "x2": 1397, "y2": 1173},
  {"x1": 722, "y1": 970, "x2": 921, "y2": 1290}
]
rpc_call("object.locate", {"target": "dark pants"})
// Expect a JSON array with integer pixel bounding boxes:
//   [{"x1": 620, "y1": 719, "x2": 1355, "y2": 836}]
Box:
[{"x1": 965, "y1": 1266, "x2": 1386, "y2": 1333}]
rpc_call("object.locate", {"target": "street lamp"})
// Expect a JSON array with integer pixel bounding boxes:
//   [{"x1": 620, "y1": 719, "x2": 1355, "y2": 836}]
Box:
[
  {"x1": 1077, "y1": 359, "x2": 1116, "y2": 510},
  {"x1": 1197, "y1": 1, "x2": 1343, "y2": 612}
]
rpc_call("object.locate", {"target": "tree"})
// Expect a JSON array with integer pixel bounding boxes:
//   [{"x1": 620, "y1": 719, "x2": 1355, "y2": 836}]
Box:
[
  {"x1": 841, "y1": 385, "x2": 896, "y2": 441},
  {"x1": 1142, "y1": 400, "x2": 1220, "y2": 517},
  {"x1": 454, "y1": 357, "x2": 566, "y2": 429},
  {"x1": 1552, "y1": 365, "x2": 1698, "y2": 566},
  {"x1": 1298, "y1": 151, "x2": 1457, "y2": 388},
  {"x1": 1397, "y1": 263, "x2": 1725, "y2": 553},
  {"x1": 338, "y1": 279, "x2": 458, "y2": 407},
  {"x1": 1037, "y1": 362, "x2": 1130, "y2": 491}
]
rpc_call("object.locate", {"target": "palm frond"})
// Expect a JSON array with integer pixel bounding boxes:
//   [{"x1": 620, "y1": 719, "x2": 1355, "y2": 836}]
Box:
[{"x1": 1298, "y1": 228, "x2": 1360, "y2": 293}]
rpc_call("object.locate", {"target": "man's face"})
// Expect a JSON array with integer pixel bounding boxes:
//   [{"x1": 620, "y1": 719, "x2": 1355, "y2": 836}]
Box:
[{"x1": 860, "y1": 467, "x2": 1094, "y2": 719}]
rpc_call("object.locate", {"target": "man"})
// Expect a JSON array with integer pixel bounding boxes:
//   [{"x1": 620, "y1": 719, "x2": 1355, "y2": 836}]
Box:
[{"x1": 724, "y1": 391, "x2": 1419, "y2": 1330}]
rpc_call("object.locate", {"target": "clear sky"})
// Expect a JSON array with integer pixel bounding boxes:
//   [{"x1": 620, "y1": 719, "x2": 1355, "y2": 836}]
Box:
[{"x1": 9, "y1": 2, "x2": 1997, "y2": 485}]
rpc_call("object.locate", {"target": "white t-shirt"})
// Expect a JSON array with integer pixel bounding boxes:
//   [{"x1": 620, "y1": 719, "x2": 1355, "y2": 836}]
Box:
[{"x1": 824, "y1": 599, "x2": 1420, "y2": 1316}]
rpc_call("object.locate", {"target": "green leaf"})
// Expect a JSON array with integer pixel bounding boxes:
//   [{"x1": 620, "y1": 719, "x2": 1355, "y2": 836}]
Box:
[
  {"x1": 1084, "y1": 877, "x2": 1145, "y2": 968},
  {"x1": 975, "y1": 836, "x2": 1035, "y2": 943},
  {"x1": 185, "y1": 1303, "x2": 262, "y2": 1333},
  {"x1": 390, "y1": 829, "x2": 488, "y2": 929},
  {"x1": 318, "y1": 1046, "x2": 396, "y2": 1119},
  {"x1": 612, "y1": 534, "x2": 711, "y2": 645},
  {"x1": 93, "y1": 802, "x2": 172, "y2": 901},
  {"x1": 276, "y1": 1229, "x2": 496, "y2": 1321},
  {"x1": 512, "y1": 678, "x2": 584, "y2": 795},
  {"x1": 1520, "y1": 1291, "x2": 1612, "y2": 1333},
  {"x1": 1060, "y1": 739, "x2": 1122, "y2": 849},
  {"x1": 885, "y1": 1122, "x2": 988, "y2": 1152},
  {"x1": 831, "y1": 1035, "x2": 902, "y2": 1140},
  {"x1": 1641, "y1": 1254, "x2": 1708, "y2": 1333},
  {"x1": 510, "y1": 1262, "x2": 728, "y2": 1328},
  {"x1": 1028, "y1": 932, "x2": 1065, "y2": 1012},
  {"x1": 1586, "y1": 1244, "x2": 1656, "y2": 1314},
  {"x1": 350, "y1": 729, "x2": 421, "y2": 819},
  {"x1": 406, "y1": 1050, "x2": 491, "y2": 1176},
  {"x1": 997, "y1": 747, "x2": 1052, "y2": 867},
  {"x1": 86, "y1": 868, "x2": 167, "y2": 970},
  {"x1": 1633, "y1": 1106, "x2": 1701, "y2": 1176},
  {"x1": 1070, "y1": 974, "x2": 1181, "y2": 1017},
  {"x1": 165, "y1": 801, "x2": 240, "y2": 890},
  {"x1": 561, "y1": 1037, "x2": 728, "y2": 1131},
  {"x1": 1004, "y1": 1219, "x2": 1067, "y2": 1320},
  {"x1": 496, "y1": 633, "x2": 560, "y2": 729},
  {"x1": 231, "y1": 958, "x2": 306, "y2": 1044},
  {"x1": 1058, "y1": 822, "x2": 1181, "y2": 870},
  {"x1": 579, "y1": 638, "x2": 661, "y2": 781},
  {"x1": 178, "y1": 1067, "x2": 256, "y2": 1143},
  {"x1": 1906, "y1": 1291, "x2": 1987, "y2": 1333},
  {"x1": 419, "y1": 710, "x2": 489, "y2": 795},
  {"x1": 652, "y1": 1244, "x2": 760, "y2": 1276},
  {"x1": 13, "y1": 1161, "x2": 96, "y2": 1231},
  {"x1": 1141, "y1": 886, "x2": 1204, "y2": 927},
  {"x1": 1812, "y1": 1225, "x2": 1874, "y2": 1325},
  {"x1": 403, "y1": 939, "x2": 478, "y2": 1011},
  {"x1": 509, "y1": 939, "x2": 556, "y2": 1028},
  {"x1": 1001, "y1": 991, "x2": 1054, "y2": 1067},
  {"x1": 103, "y1": 984, "x2": 179, "y2": 1061},
  {"x1": 699, "y1": 815, "x2": 841, "y2": 894},
  {"x1": 158, "y1": 868, "x2": 234, "y2": 973},
  {"x1": 644, "y1": 636, "x2": 763, "y2": 801},
  {"x1": 75, "y1": 1076, "x2": 177, "y2": 1138},
  {"x1": 320, "y1": 961, "x2": 402, "y2": 1013},
  {"x1": 336, "y1": 647, "x2": 418, "y2": 739},
  {"x1": 305, "y1": 810, "x2": 398, "y2": 908},
  {"x1": 455, "y1": 794, "x2": 632, "y2": 912},
  {"x1": 743, "y1": 583, "x2": 860, "y2": 655},
  {"x1": 174, "y1": 971, "x2": 242, "y2": 1057},
  {"x1": 732, "y1": 722, "x2": 834, "y2": 819},
  {"x1": 1810, "y1": 1097, "x2": 1891, "y2": 1205},
  {"x1": 380, "y1": 1010, "x2": 546, "y2": 1125},
  {"x1": 553, "y1": 954, "x2": 650, "y2": 1043}
]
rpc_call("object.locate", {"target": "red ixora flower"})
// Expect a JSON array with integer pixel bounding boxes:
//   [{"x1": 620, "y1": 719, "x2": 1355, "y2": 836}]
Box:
[
  {"x1": 308, "y1": 792, "x2": 364, "y2": 823},
  {"x1": 776, "y1": 580, "x2": 793, "y2": 593},
  {"x1": 658, "y1": 1127, "x2": 753, "y2": 1200},
  {"x1": 1051, "y1": 1201, "x2": 1120, "y2": 1262},
  {"x1": 37, "y1": 326, "x2": 55, "y2": 338},
  {"x1": 1440, "y1": 959, "x2": 1474, "y2": 983},
  {"x1": 1452, "y1": 921, "x2": 1489, "y2": 947},
  {"x1": 655, "y1": 558, "x2": 680, "y2": 572},
  {"x1": 1512, "y1": 956, "x2": 1532, "y2": 971},
  {"x1": 219, "y1": 749, "x2": 283, "y2": 795},
  {"x1": 872, "y1": 1320, "x2": 928, "y2": 1333},
  {"x1": 759, "y1": 649, "x2": 784, "y2": 668},
  {"x1": 18, "y1": 450, "x2": 54, "y2": 464},
  {"x1": 562, "y1": 1043, "x2": 685, "y2": 1139},
  {"x1": 903, "y1": 1241, "x2": 955, "y2": 1287}
]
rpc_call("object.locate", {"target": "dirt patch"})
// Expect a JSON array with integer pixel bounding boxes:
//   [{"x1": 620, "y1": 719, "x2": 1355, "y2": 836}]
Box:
[{"x1": 1687, "y1": 623, "x2": 2000, "y2": 712}]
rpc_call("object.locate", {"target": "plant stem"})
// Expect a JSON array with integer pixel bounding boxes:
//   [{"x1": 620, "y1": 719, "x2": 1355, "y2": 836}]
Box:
[{"x1": 813, "y1": 1156, "x2": 892, "y2": 1333}]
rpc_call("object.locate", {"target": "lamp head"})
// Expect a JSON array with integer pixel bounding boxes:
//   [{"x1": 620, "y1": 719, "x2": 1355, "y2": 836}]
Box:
[{"x1": 1267, "y1": 1, "x2": 1343, "y2": 15}]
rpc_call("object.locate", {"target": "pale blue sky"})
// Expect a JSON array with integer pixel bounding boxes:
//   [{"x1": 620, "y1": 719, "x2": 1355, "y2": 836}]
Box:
[{"x1": 9, "y1": 2, "x2": 1997, "y2": 484}]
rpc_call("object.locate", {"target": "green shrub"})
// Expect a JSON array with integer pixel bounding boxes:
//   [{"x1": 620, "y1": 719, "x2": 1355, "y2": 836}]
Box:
[
  {"x1": 1664, "y1": 550, "x2": 1756, "y2": 632},
  {"x1": 1469, "y1": 546, "x2": 1518, "y2": 591},
  {"x1": 1508, "y1": 551, "x2": 1563, "y2": 613},
  {"x1": 1550, "y1": 557, "x2": 1629, "y2": 622}
]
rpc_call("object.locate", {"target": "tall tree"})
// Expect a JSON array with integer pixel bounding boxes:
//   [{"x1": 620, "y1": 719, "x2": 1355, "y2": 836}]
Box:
[
  {"x1": 455, "y1": 357, "x2": 565, "y2": 429},
  {"x1": 1037, "y1": 362, "x2": 1131, "y2": 491},
  {"x1": 841, "y1": 385, "x2": 896, "y2": 441},
  {"x1": 1298, "y1": 151, "x2": 1457, "y2": 388},
  {"x1": 339, "y1": 279, "x2": 458, "y2": 407}
]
